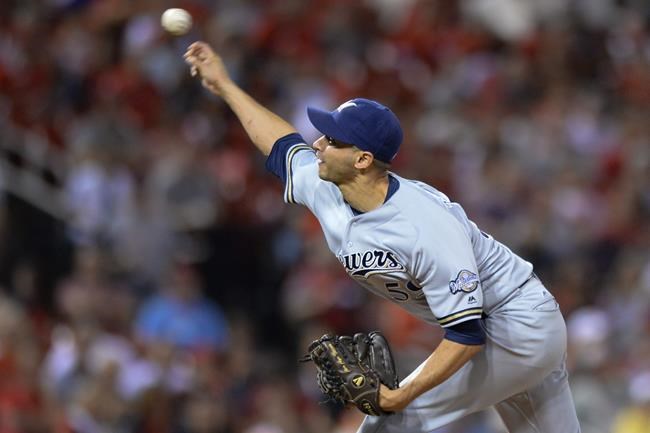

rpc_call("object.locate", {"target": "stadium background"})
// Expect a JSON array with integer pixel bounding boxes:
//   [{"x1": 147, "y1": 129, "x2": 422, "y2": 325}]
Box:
[{"x1": 0, "y1": 0, "x2": 648, "y2": 432}]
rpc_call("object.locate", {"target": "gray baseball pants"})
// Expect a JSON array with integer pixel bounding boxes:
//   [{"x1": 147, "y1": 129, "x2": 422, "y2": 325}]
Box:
[{"x1": 357, "y1": 277, "x2": 581, "y2": 433}]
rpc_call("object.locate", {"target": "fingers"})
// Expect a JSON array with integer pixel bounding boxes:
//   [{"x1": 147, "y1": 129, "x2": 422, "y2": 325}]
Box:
[
  {"x1": 185, "y1": 41, "x2": 204, "y2": 57},
  {"x1": 183, "y1": 52, "x2": 196, "y2": 67},
  {"x1": 185, "y1": 41, "x2": 214, "y2": 61},
  {"x1": 187, "y1": 41, "x2": 207, "y2": 52},
  {"x1": 184, "y1": 41, "x2": 222, "y2": 88},
  {"x1": 183, "y1": 49, "x2": 200, "y2": 65},
  {"x1": 184, "y1": 48, "x2": 202, "y2": 78},
  {"x1": 184, "y1": 41, "x2": 205, "y2": 65}
]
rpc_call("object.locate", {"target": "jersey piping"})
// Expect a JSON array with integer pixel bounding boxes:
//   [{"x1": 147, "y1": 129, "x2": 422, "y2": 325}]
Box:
[
  {"x1": 285, "y1": 144, "x2": 312, "y2": 203},
  {"x1": 437, "y1": 307, "x2": 484, "y2": 327}
]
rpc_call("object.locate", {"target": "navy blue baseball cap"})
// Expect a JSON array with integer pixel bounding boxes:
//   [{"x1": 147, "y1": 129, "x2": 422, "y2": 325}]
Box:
[{"x1": 307, "y1": 98, "x2": 403, "y2": 163}]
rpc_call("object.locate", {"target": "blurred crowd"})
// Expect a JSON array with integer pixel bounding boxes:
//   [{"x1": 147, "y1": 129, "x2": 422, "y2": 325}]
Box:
[{"x1": 0, "y1": 0, "x2": 649, "y2": 432}]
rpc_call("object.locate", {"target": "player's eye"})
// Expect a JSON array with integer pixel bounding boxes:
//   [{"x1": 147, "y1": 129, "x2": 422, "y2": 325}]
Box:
[{"x1": 325, "y1": 136, "x2": 352, "y2": 148}]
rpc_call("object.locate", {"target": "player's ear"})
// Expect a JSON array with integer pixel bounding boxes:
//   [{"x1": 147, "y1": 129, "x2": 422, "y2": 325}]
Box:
[{"x1": 355, "y1": 151, "x2": 374, "y2": 170}]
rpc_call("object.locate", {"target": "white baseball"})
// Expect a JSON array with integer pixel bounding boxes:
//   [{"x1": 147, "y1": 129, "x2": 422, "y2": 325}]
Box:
[{"x1": 161, "y1": 8, "x2": 192, "y2": 35}]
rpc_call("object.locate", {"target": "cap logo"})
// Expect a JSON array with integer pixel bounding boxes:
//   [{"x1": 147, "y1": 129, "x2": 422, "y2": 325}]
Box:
[{"x1": 336, "y1": 101, "x2": 358, "y2": 112}]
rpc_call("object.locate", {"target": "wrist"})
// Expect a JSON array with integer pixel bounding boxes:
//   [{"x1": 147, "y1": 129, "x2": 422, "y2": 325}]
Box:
[
  {"x1": 218, "y1": 78, "x2": 238, "y2": 98},
  {"x1": 395, "y1": 383, "x2": 417, "y2": 406},
  {"x1": 379, "y1": 385, "x2": 412, "y2": 412}
]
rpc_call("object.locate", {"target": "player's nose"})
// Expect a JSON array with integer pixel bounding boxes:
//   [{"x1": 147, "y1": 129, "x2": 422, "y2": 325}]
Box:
[{"x1": 312, "y1": 136, "x2": 326, "y2": 151}]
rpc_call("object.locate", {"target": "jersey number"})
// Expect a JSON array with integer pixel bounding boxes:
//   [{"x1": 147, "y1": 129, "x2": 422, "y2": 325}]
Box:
[{"x1": 385, "y1": 281, "x2": 423, "y2": 302}]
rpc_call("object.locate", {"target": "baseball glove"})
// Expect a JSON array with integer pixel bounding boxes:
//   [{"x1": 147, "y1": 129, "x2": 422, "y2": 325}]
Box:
[{"x1": 300, "y1": 331, "x2": 399, "y2": 416}]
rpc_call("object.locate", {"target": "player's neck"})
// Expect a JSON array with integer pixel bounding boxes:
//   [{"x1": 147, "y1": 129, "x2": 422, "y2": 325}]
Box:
[{"x1": 339, "y1": 172, "x2": 389, "y2": 213}]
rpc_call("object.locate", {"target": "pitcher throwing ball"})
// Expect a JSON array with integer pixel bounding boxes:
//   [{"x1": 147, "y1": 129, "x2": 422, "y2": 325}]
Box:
[{"x1": 184, "y1": 41, "x2": 581, "y2": 433}]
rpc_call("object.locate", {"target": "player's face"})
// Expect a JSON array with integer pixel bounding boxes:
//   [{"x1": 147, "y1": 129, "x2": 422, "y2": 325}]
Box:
[{"x1": 313, "y1": 135, "x2": 360, "y2": 184}]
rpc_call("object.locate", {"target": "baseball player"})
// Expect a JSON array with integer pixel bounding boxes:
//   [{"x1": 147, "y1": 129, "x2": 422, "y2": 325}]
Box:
[{"x1": 184, "y1": 41, "x2": 581, "y2": 433}]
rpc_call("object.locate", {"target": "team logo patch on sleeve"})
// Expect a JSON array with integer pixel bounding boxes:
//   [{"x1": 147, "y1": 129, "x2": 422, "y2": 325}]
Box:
[{"x1": 449, "y1": 270, "x2": 480, "y2": 294}]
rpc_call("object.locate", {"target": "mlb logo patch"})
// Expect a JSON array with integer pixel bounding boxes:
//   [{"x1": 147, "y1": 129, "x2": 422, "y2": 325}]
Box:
[{"x1": 449, "y1": 270, "x2": 480, "y2": 294}]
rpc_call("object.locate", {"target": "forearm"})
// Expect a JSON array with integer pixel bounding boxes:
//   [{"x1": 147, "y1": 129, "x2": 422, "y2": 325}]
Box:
[
  {"x1": 219, "y1": 81, "x2": 297, "y2": 156},
  {"x1": 381, "y1": 339, "x2": 483, "y2": 411},
  {"x1": 184, "y1": 41, "x2": 297, "y2": 155}
]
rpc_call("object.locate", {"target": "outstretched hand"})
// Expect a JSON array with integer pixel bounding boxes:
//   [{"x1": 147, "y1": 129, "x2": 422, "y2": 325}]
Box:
[{"x1": 184, "y1": 41, "x2": 231, "y2": 95}]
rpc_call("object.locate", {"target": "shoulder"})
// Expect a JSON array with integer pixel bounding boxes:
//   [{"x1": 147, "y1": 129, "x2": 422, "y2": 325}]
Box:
[
  {"x1": 389, "y1": 175, "x2": 454, "y2": 222},
  {"x1": 392, "y1": 174, "x2": 451, "y2": 203},
  {"x1": 388, "y1": 175, "x2": 471, "y2": 247}
]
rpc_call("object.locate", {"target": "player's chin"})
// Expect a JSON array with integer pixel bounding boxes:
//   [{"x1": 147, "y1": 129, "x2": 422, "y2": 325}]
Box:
[{"x1": 317, "y1": 163, "x2": 329, "y2": 180}]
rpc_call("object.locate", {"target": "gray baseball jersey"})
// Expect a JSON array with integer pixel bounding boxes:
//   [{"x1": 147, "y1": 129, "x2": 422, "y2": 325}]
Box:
[
  {"x1": 271, "y1": 138, "x2": 580, "y2": 433},
  {"x1": 284, "y1": 142, "x2": 532, "y2": 328}
]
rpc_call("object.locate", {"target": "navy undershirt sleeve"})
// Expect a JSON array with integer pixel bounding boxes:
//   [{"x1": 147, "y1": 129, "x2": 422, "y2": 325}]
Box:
[
  {"x1": 443, "y1": 319, "x2": 486, "y2": 345},
  {"x1": 265, "y1": 133, "x2": 306, "y2": 183}
]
